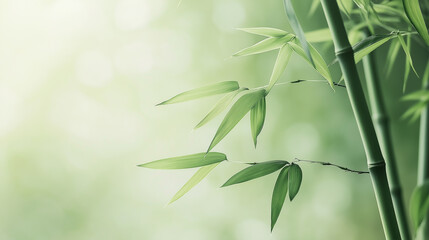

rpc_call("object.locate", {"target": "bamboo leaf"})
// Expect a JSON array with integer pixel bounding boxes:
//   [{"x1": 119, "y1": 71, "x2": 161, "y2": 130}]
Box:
[
  {"x1": 402, "y1": 0, "x2": 429, "y2": 45},
  {"x1": 157, "y1": 81, "x2": 239, "y2": 105},
  {"x1": 402, "y1": 90, "x2": 429, "y2": 101},
  {"x1": 353, "y1": 35, "x2": 392, "y2": 53},
  {"x1": 208, "y1": 89, "x2": 266, "y2": 152},
  {"x1": 233, "y1": 36, "x2": 293, "y2": 57},
  {"x1": 385, "y1": 40, "x2": 401, "y2": 77},
  {"x1": 222, "y1": 161, "x2": 288, "y2": 187},
  {"x1": 288, "y1": 164, "x2": 303, "y2": 201},
  {"x1": 237, "y1": 27, "x2": 289, "y2": 38},
  {"x1": 339, "y1": 0, "x2": 354, "y2": 17},
  {"x1": 410, "y1": 181, "x2": 429, "y2": 231},
  {"x1": 169, "y1": 163, "x2": 220, "y2": 204},
  {"x1": 401, "y1": 101, "x2": 428, "y2": 121},
  {"x1": 354, "y1": 35, "x2": 393, "y2": 63},
  {"x1": 271, "y1": 166, "x2": 289, "y2": 231},
  {"x1": 309, "y1": 0, "x2": 320, "y2": 15},
  {"x1": 305, "y1": 28, "x2": 332, "y2": 43},
  {"x1": 289, "y1": 41, "x2": 334, "y2": 88},
  {"x1": 250, "y1": 97, "x2": 266, "y2": 147},
  {"x1": 195, "y1": 89, "x2": 245, "y2": 129},
  {"x1": 283, "y1": 0, "x2": 314, "y2": 66},
  {"x1": 138, "y1": 152, "x2": 227, "y2": 169},
  {"x1": 267, "y1": 44, "x2": 293, "y2": 91},
  {"x1": 398, "y1": 34, "x2": 418, "y2": 78}
]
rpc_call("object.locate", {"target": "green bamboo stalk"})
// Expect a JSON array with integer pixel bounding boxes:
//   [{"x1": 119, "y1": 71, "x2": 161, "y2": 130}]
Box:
[
  {"x1": 417, "y1": 78, "x2": 429, "y2": 239},
  {"x1": 362, "y1": 45, "x2": 411, "y2": 240},
  {"x1": 319, "y1": 1, "x2": 401, "y2": 239}
]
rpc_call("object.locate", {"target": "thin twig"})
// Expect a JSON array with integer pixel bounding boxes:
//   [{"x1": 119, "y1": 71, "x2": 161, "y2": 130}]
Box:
[
  {"x1": 292, "y1": 158, "x2": 369, "y2": 174},
  {"x1": 226, "y1": 158, "x2": 368, "y2": 174},
  {"x1": 289, "y1": 79, "x2": 346, "y2": 88}
]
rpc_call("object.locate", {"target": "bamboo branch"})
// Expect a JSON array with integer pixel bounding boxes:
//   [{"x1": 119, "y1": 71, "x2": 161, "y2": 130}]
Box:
[
  {"x1": 293, "y1": 158, "x2": 369, "y2": 174},
  {"x1": 320, "y1": 0, "x2": 401, "y2": 239}
]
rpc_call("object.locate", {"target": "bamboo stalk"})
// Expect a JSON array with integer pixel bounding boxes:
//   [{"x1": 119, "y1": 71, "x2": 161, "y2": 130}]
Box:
[
  {"x1": 362, "y1": 46, "x2": 411, "y2": 240},
  {"x1": 319, "y1": 1, "x2": 401, "y2": 239},
  {"x1": 417, "y1": 78, "x2": 429, "y2": 239}
]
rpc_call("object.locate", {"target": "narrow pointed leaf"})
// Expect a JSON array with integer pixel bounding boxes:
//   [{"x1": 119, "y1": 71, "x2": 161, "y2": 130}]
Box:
[
  {"x1": 250, "y1": 97, "x2": 266, "y2": 147},
  {"x1": 195, "y1": 89, "x2": 244, "y2": 129},
  {"x1": 169, "y1": 163, "x2": 220, "y2": 204},
  {"x1": 397, "y1": 34, "x2": 418, "y2": 77},
  {"x1": 271, "y1": 166, "x2": 289, "y2": 231},
  {"x1": 385, "y1": 40, "x2": 401, "y2": 76},
  {"x1": 208, "y1": 89, "x2": 266, "y2": 152},
  {"x1": 267, "y1": 44, "x2": 293, "y2": 91},
  {"x1": 283, "y1": 0, "x2": 314, "y2": 66},
  {"x1": 288, "y1": 164, "x2": 303, "y2": 201},
  {"x1": 138, "y1": 152, "x2": 226, "y2": 169},
  {"x1": 402, "y1": 90, "x2": 429, "y2": 101},
  {"x1": 222, "y1": 160, "x2": 288, "y2": 187},
  {"x1": 289, "y1": 41, "x2": 333, "y2": 88},
  {"x1": 157, "y1": 81, "x2": 239, "y2": 105},
  {"x1": 305, "y1": 28, "x2": 332, "y2": 43},
  {"x1": 353, "y1": 34, "x2": 392, "y2": 53},
  {"x1": 233, "y1": 36, "x2": 293, "y2": 57},
  {"x1": 338, "y1": 0, "x2": 354, "y2": 17},
  {"x1": 354, "y1": 35, "x2": 393, "y2": 63},
  {"x1": 402, "y1": 0, "x2": 429, "y2": 45},
  {"x1": 309, "y1": 0, "x2": 320, "y2": 15},
  {"x1": 410, "y1": 181, "x2": 429, "y2": 231},
  {"x1": 237, "y1": 27, "x2": 289, "y2": 38},
  {"x1": 401, "y1": 101, "x2": 428, "y2": 121}
]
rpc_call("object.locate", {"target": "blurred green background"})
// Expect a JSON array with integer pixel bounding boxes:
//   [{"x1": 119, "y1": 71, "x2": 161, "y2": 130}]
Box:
[{"x1": 0, "y1": 0, "x2": 425, "y2": 239}]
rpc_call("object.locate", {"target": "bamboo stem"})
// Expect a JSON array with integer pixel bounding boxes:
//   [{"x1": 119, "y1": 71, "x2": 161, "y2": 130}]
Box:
[
  {"x1": 319, "y1": 1, "x2": 401, "y2": 239},
  {"x1": 362, "y1": 45, "x2": 411, "y2": 240},
  {"x1": 417, "y1": 78, "x2": 429, "y2": 239}
]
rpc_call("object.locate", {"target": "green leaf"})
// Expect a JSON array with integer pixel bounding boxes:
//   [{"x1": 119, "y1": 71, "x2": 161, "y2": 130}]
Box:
[
  {"x1": 222, "y1": 160, "x2": 288, "y2": 187},
  {"x1": 353, "y1": 35, "x2": 392, "y2": 53},
  {"x1": 283, "y1": 0, "x2": 314, "y2": 67},
  {"x1": 398, "y1": 34, "x2": 418, "y2": 78},
  {"x1": 401, "y1": 101, "x2": 428, "y2": 122},
  {"x1": 309, "y1": 0, "x2": 320, "y2": 15},
  {"x1": 385, "y1": 40, "x2": 401, "y2": 77},
  {"x1": 169, "y1": 163, "x2": 220, "y2": 204},
  {"x1": 410, "y1": 181, "x2": 429, "y2": 231},
  {"x1": 354, "y1": 35, "x2": 393, "y2": 63},
  {"x1": 250, "y1": 97, "x2": 266, "y2": 147},
  {"x1": 402, "y1": 0, "x2": 429, "y2": 45},
  {"x1": 138, "y1": 152, "x2": 227, "y2": 169},
  {"x1": 289, "y1": 41, "x2": 333, "y2": 88},
  {"x1": 267, "y1": 44, "x2": 293, "y2": 91},
  {"x1": 338, "y1": 0, "x2": 354, "y2": 17},
  {"x1": 208, "y1": 89, "x2": 266, "y2": 152},
  {"x1": 271, "y1": 166, "x2": 289, "y2": 231},
  {"x1": 237, "y1": 27, "x2": 289, "y2": 38},
  {"x1": 305, "y1": 28, "x2": 332, "y2": 43},
  {"x1": 157, "y1": 81, "x2": 239, "y2": 105},
  {"x1": 288, "y1": 164, "x2": 303, "y2": 201},
  {"x1": 402, "y1": 90, "x2": 429, "y2": 101},
  {"x1": 233, "y1": 36, "x2": 293, "y2": 57},
  {"x1": 195, "y1": 89, "x2": 245, "y2": 129}
]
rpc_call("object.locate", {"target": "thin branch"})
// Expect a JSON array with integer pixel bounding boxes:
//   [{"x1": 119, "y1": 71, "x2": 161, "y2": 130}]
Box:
[
  {"x1": 289, "y1": 79, "x2": 346, "y2": 88},
  {"x1": 226, "y1": 158, "x2": 368, "y2": 174},
  {"x1": 292, "y1": 158, "x2": 369, "y2": 174}
]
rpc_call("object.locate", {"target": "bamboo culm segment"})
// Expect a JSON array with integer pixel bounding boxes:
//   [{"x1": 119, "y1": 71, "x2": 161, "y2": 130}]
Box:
[
  {"x1": 363, "y1": 50, "x2": 411, "y2": 240},
  {"x1": 320, "y1": 0, "x2": 401, "y2": 239},
  {"x1": 417, "y1": 79, "x2": 429, "y2": 239}
]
